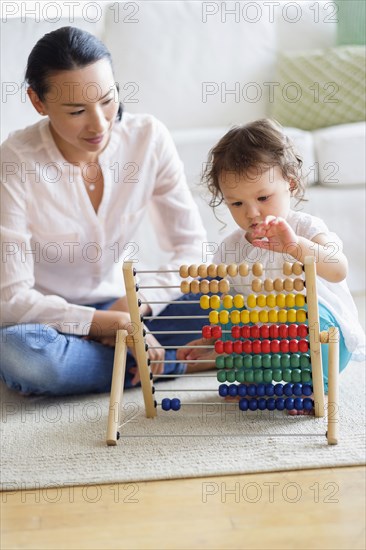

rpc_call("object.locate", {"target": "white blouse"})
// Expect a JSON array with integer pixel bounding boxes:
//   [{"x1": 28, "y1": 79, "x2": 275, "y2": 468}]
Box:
[{"x1": 1, "y1": 114, "x2": 207, "y2": 335}]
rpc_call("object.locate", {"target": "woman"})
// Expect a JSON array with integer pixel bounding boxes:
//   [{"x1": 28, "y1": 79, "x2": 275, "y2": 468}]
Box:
[{"x1": 0, "y1": 26, "x2": 208, "y2": 395}]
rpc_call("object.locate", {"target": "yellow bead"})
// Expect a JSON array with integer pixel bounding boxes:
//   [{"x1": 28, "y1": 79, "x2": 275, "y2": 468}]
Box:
[
  {"x1": 268, "y1": 309, "x2": 278, "y2": 323},
  {"x1": 266, "y1": 294, "x2": 276, "y2": 308},
  {"x1": 233, "y1": 294, "x2": 244, "y2": 309},
  {"x1": 200, "y1": 295, "x2": 210, "y2": 310},
  {"x1": 295, "y1": 294, "x2": 306, "y2": 307},
  {"x1": 296, "y1": 309, "x2": 307, "y2": 323},
  {"x1": 209, "y1": 311, "x2": 219, "y2": 324},
  {"x1": 210, "y1": 295, "x2": 221, "y2": 309},
  {"x1": 257, "y1": 294, "x2": 266, "y2": 308},
  {"x1": 230, "y1": 310, "x2": 241, "y2": 324},
  {"x1": 278, "y1": 309, "x2": 287, "y2": 323},
  {"x1": 247, "y1": 294, "x2": 257, "y2": 309},
  {"x1": 276, "y1": 293, "x2": 286, "y2": 308},
  {"x1": 259, "y1": 310, "x2": 268, "y2": 323},
  {"x1": 223, "y1": 295, "x2": 233, "y2": 309},
  {"x1": 285, "y1": 293, "x2": 295, "y2": 308},
  {"x1": 240, "y1": 310, "x2": 250, "y2": 324},
  {"x1": 219, "y1": 310, "x2": 229, "y2": 324},
  {"x1": 250, "y1": 310, "x2": 259, "y2": 324},
  {"x1": 287, "y1": 309, "x2": 297, "y2": 323}
]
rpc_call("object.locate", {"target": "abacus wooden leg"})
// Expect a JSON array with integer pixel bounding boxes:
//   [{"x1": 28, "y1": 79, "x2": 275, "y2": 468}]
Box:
[
  {"x1": 327, "y1": 326, "x2": 340, "y2": 445},
  {"x1": 106, "y1": 329, "x2": 128, "y2": 446}
]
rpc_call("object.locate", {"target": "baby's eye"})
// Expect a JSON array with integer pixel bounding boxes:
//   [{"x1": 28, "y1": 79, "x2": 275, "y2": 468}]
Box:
[
  {"x1": 258, "y1": 195, "x2": 270, "y2": 202},
  {"x1": 231, "y1": 201, "x2": 243, "y2": 207}
]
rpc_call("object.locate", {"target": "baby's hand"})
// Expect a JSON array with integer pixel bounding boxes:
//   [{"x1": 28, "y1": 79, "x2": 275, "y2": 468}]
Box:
[{"x1": 250, "y1": 216, "x2": 298, "y2": 253}]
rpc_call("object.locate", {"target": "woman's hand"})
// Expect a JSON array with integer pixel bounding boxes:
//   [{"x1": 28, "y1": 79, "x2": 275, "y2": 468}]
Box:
[
  {"x1": 176, "y1": 337, "x2": 217, "y2": 372},
  {"x1": 249, "y1": 215, "x2": 298, "y2": 254}
]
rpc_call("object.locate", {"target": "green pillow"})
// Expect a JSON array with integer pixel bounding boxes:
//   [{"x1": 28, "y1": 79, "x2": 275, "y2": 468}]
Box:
[
  {"x1": 336, "y1": 1, "x2": 366, "y2": 46},
  {"x1": 269, "y1": 46, "x2": 366, "y2": 131}
]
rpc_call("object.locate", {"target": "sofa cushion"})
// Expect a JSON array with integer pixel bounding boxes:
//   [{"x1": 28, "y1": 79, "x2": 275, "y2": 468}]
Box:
[
  {"x1": 270, "y1": 45, "x2": 366, "y2": 130},
  {"x1": 313, "y1": 122, "x2": 366, "y2": 186}
]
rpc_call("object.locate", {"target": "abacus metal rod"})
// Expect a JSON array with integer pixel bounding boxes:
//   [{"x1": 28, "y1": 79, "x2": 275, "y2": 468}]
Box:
[
  {"x1": 143, "y1": 315, "x2": 208, "y2": 320},
  {"x1": 135, "y1": 267, "x2": 292, "y2": 274},
  {"x1": 153, "y1": 374, "x2": 218, "y2": 378},
  {"x1": 155, "y1": 388, "x2": 218, "y2": 392},
  {"x1": 146, "y1": 330, "x2": 231, "y2": 335},
  {"x1": 140, "y1": 300, "x2": 200, "y2": 305},
  {"x1": 148, "y1": 345, "x2": 215, "y2": 349},
  {"x1": 138, "y1": 283, "x2": 303, "y2": 290},
  {"x1": 150, "y1": 359, "x2": 214, "y2": 363}
]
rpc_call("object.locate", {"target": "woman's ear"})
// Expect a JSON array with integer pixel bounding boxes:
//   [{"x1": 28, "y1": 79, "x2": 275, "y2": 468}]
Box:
[
  {"x1": 289, "y1": 180, "x2": 297, "y2": 195},
  {"x1": 27, "y1": 88, "x2": 47, "y2": 116}
]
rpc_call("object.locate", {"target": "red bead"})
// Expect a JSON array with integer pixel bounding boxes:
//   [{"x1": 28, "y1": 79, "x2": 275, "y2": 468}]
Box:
[
  {"x1": 231, "y1": 326, "x2": 241, "y2": 339},
  {"x1": 298, "y1": 324, "x2": 308, "y2": 338},
  {"x1": 202, "y1": 326, "x2": 212, "y2": 339},
  {"x1": 252, "y1": 340, "x2": 261, "y2": 354},
  {"x1": 241, "y1": 326, "x2": 250, "y2": 339},
  {"x1": 298, "y1": 339, "x2": 309, "y2": 352},
  {"x1": 212, "y1": 326, "x2": 222, "y2": 339},
  {"x1": 280, "y1": 340, "x2": 289, "y2": 353},
  {"x1": 224, "y1": 341, "x2": 233, "y2": 354},
  {"x1": 243, "y1": 341, "x2": 252, "y2": 354},
  {"x1": 261, "y1": 339, "x2": 271, "y2": 354},
  {"x1": 270, "y1": 340, "x2": 280, "y2": 353},
  {"x1": 215, "y1": 340, "x2": 224, "y2": 354},
  {"x1": 288, "y1": 324, "x2": 298, "y2": 339},
  {"x1": 278, "y1": 324, "x2": 288, "y2": 339},
  {"x1": 233, "y1": 340, "x2": 243, "y2": 354},
  {"x1": 260, "y1": 325, "x2": 270, "y2": 339},
  {"x1": 269, "y1": 324, "x2": 279, "y2": 339},
  {"x1": 289, "y1": 339, "x2": 298, "y2": 353},
  {"x1": 250, "y1": 326, "x2": 260, "y2": 339}
]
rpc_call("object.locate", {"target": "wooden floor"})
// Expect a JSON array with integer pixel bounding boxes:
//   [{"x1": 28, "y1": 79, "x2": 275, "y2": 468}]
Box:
[{"x1": 2, "y1": 466, "x2": 365, "y2": 549}]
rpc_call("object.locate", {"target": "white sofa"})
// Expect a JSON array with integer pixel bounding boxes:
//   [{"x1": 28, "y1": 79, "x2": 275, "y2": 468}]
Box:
[{"x1": 1, "y1": 1, "x2": 365, "y2": 292}]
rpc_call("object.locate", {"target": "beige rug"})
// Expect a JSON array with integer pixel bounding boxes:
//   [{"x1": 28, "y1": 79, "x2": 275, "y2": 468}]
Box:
[{"x1": 1, "y1": 362, "x2": 365, "y2": 490}]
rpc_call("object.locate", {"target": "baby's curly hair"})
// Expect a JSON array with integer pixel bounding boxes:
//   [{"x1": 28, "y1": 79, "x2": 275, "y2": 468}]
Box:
[{"x1": 202, "y1": 119, "x2": 306, "y2": 208}]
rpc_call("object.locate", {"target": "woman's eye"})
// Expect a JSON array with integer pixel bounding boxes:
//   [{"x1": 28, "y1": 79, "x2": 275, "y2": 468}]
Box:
[
  {"x1": 232, "y1": 202, "x2": 243, "y2": 207},
  {"x1": 70, "y1": 110, "x2": 84, "y2": 116},
  {"x1": 258, "y1": 195, "x2": 270, "y2": 202},
  {"x1": 102, "y1": 98, "x2": 113, "y2": 105}
]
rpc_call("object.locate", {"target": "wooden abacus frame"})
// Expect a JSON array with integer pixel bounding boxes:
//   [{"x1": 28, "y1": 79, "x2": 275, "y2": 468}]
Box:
[{"x1": 106, "y1": 258, "x2": 340, "y2": 446}]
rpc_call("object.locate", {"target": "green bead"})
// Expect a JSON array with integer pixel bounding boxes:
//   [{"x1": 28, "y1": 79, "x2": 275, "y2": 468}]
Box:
[
  {"x1": 263, "y1": 369, "x2": 273, "y2": 383},
  {"x1": 245, "y1": 370, "x2": 254, "y2": 383},
  {"x1": 253, "y1": 355, "x2": 262, "y2": 368},
  {"x1": 282, "y1": 369, "x2": 292, "y2": 382},
  {"x1": 291, "y1": 369, "x2": 302, "y2": 383},
  {"x1": 301, "y1": 370, "x2": 312, "y2": 382},
  {"x1": 272, "y1": 369, "x2": 282, "y2": 382},
  {"x1": 290, "y1": 353, "x2": 300, "y2": 368},
  {"x1": 271, "y1": 354, "x2": 281, "y2": 368},
  {"x1": 254, "y1": 370, "x2": 264, "y2": 383},
  {"x1": 226, "y1": 371, "x2": 236, "y2": 383},
  {"x1": 243, "y1": 355, "x2": 252, "y2": 368},
  {"x1": 281, "y1": 354, "x2": 291, "y2": 368},
  {"x1": 215, "y1": 356, "x2": 225, "y2": 369},
  {"x1": 236, "y1": 370, "x2": 245, "y2": 383},
  {"x1": 262, "y1": 354, "x2": 272, "y2": 368},
  {"x1": 217, "y1": 371, "x2": 226, "y2": 382},
  {"x1": 234, "y1": 356, "x2": 243, "y2": 368},
  {"x1": 300, "y1": 354, "x2": 310, "y2": 368},
  {"x1": 225, "y1": 356, "x2": 234, "y2": 369}
]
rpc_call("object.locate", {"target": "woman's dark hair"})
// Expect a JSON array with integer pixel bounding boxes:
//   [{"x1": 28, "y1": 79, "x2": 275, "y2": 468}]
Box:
[
  {"x1": 203, "y1": 119, "x2": 305, "y2": 208},
  {"x1": 25, "y1": 26, "x2": 123, "y2": 121}
]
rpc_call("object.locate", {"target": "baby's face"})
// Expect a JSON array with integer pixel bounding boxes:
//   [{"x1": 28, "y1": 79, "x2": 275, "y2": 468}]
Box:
[{"x1": 219, "y1": 166, "x2": 293, "y2": 235}]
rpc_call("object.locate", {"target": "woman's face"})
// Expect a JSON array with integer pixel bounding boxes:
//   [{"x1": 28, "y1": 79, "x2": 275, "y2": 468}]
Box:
[{"x1": 28, "y1": 59, "x2": 119, "y2": 163}]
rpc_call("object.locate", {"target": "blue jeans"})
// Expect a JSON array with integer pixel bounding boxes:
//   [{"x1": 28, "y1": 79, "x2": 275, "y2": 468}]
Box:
[{"x1": 0, "y1": 294, "x2": 207, "y2": 396}]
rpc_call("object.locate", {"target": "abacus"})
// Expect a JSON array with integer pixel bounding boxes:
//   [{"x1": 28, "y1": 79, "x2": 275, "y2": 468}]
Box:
[{"x1": 106, "y1": 258, "x2": 339, "y2": 446}]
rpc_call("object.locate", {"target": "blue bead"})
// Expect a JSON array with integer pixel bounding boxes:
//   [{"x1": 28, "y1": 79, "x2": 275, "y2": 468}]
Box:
[
  {"x1": 285, "y1": 397, "x2": 295, "y2": 410},
  {"x1": 247, "y1": 384, "x2": 257, "y2": 397},
  {"x1": 258, "y1": 398, "x2": 267, "y2": 410},
  {"x1": 265, "y1": 384, "x2": 274, "y2": 396},
  {"x1": 162, "y1": 398, "x2": 171, "y2": 411},
  {"x1": 238, "y1": 384, "x2": 247, "y2": 397},
  {"x1": 303, "y1": 398, "x2": 314, "y2": 410},
  {"x1": 257, "y1": 384, "x2": 266, "y2": 396},
  {"x1": 219, "y1": 384, "x2": 228, "y2": 397},
  {"x1": 275, "y1": 398, "x2": 285, "y2": 410},
  {"x1": 292, "y1": 383, "x2": 302, "y2": 396},
  {"x1": 283, "y1": 383, "x2": 293, "y2": 396},
  {"x1": 266, "y1": 398, "x2": 276, "y2": 410},
  {"x1": 274, "y1": 384, "x2": 283, "y2": 396},
  {"x1": 302, "y1": 384, "x2": 313, "y2": 396},
  {"x1": 228, "y1": 384, "x2": 238, "y2": 397},
  {"x1": 294, "y1": 398, "x2": 303, "y2": 410},
  {"x1": 249, "y1": 398, "x2": 258, "y2": 411},
  {"x1": 171, "y1": 398, "x2": 181, "y2": 411},
  {"x1": 239, "y1": 398, "x2": 249, "y2": 411}
]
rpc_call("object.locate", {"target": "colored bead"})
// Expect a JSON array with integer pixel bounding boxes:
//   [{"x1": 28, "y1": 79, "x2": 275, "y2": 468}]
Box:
[
  {"x1": 200, "y1": 295, "x2": 210, "y2": 310},
  {"x1": 262, "y1": 354, "x2": 272, "y2": 368},
  {"x1": 219, "y1": 280, "x2": 230, "y2": 293},
  {"x1": 238, "y1": 384, "x2": 247, "y2": 397},
  {"x1": 280, "y1": 340, "x2": 289, "y2": 353},
  {"x1": 219, "y1": 384, "x2": 228, "y2": 397},
  {"x1": 188, "y1": 265, "x2": 198, "y2": 277},
  {"x1": 283, "y1": 262, "x2": 292, "y2": 276},
  {"x1": 223, "y1": 295, "x2": 233, "y2": 309},
  {"x1": 294, "y1": 398, "x2": 303, "y2": 410},
  {"x1": 171, "y1": 398, "x2": 181, "y2": 411},
  {"x1": 258, "y1": 398, "x2": 267, "y2": 410},
  {"x1": 225, "y1": 356, "x2": 235, "y2": 369},
  {"x1": 233, "y1": 340, "x2": 243, "y2": 354},
  {"x1": 267, "y1": 398, "x2": 276, "y2": 410},
  {"x1": 238, "y1": 263, "x2": 249, "y2": 276},
  {"x1": 233, "y1": 294, "x2": 244, "y2": 308},
  {"x1": 291, "y1": 369, "x2": 302, "y2": 383},
  {"x1": 302, "y1": 384, "x2": 313, "y2": 396},
  {"x1": 209, "y1": 280, "x2": 219, "y2": 294},
  {"x1": 244, "y1": 370, "x2": 254, "y2": 382},
  {"x1": 285, "y1": 293, "x2": 295, "y2": 308},
  {"x1": 210, "y1": 295, "x2": 221, "y2": 309},
  {"x1": 292, "y1": 383, "x2": 302, "y2": 396},
  {"x1": 251, "y1": 279, "x2": 262, "y2": 293},
  {"x1": 252, "y1": 355, "x2": 262, "y2": 368},
  {"x1": 271, "y1": 354, "x2": 281, "y2": 368},
  {"x1": 179, "y1": 265, "x2": 189, "y2": 278},
  {"x1": 249, "y1": 398, "x2": 258, "y2": 411},
  {"x1": 260, "y1": 325, "x2": 270, "y2": 339},
  {"x1": 268, "y1": 310, "x2": 278, "y2": 323},
  {"x1": 288, "y1": 324, "x2": 298, "y2": 339},
  {"x1": 257, "y1": 383, "x2": 266, "y2": 396},
  {"x1": 303, "y1": 398, "x2": 314, "y2": 411},
  {"x1": 266, "y1": 294, "x2": 276, "y2": 308},
  {"x1": 180, "y1": 281, "x2": 190, "y2": 294},
  {"x1": 252, "y1": 262, "x2": 263, "y2": 277},
  {"x1": 217, "y1": 263, "x2": 227, "y2": 278},
  {"x1": 274, "y1": 384, "x2": 284, "y2": 396},
  {"x1": 234, "y1": 356, "x2": 243, "y2": 368},
  {"x1": 241, "y1": 326, "x2": 251, "y2": 339},
  {"x1": 300, "y1": 354, "x2": 310, "y2": 368},
  {"x1": 230, "y1": 310, "x2": 241, "y2": 324},
  {"x1": 228, "y1": 384, "x2": 238, "y2": 397},
  {"x1": 265, "y1": 384, "x2": 275, "y2": 396},
  {"x1": 270, "y1": 340, "x2": 280, "y2": 353},
  {"x1": 283, "y1": 383, "x2": 293, "y2": 396},
  {"x1": 215, "y1": 340, "x2": 224, "y2": 353},
  {"x1": 251, "y1": 325, "x2": 260, "y2": 339},
  {"x1": 294, "y1": 278, "x2": 304, "y2": 292},
  {"x1": 241, "y1": 310, "x2": 250, "y2": 324},
  {"x1": 260, "y1": 339, "x2": 270, "y2": 354},
  {"x1": 207, "y1": 264, "x2": 217, "y2": 278},
  {"x1": 274, "y1": 278, "x2": 283, "y2": 292},
  {"x1": 296, "y1": 309, "x2": 307, "y2": 323},
  {"x1": 236, "y1": 370, "x2": 245, "y2": 383},
  {"x1": 252, "y1": 340, "x2": 261, "y2": 354},
  {"x1": 191, "y1": 280, "x2": 200, "y2": 294},
  {"x1": 226, "y1": 371, "x2": 236, "y2": 383},
  {"x1": 243, "y1": 341, "x2": 252, "y2": 354},
  {"x1": 200, "y1": 280, "x2": 210, "y2": 294},
  {"x1": 264, "y1": 278, "x2": 274, "y2": 292},
  {"x1": 283, "y1": 369, "x2": 292, "y2": 382},
  {"x1": 197, "y1": 264, "x2": 208, "y2": 278},
  {"x1": 209, "y1": 311, "x2": 219, "y2": 324},
  {"x1": 212, "y1": 326, "x2": 222, "y2": 339},
  {"x1": 247, "y1": 384, "x2": 257, "y2": 397},
  {"x1": 289, "y1": 339, "x2": 298, "y2": 353},
  {"x1": 301, "y1": 371, "x2": 312, "y2": 383},
  {"x1": 243, "y1": 355, "x2": 252, "y2": 368},
  {"x1": 239, "y1": 398, "x2": 249, "y2": 411},
  {"x1": 250, "y1": 310, "x2": 259, "y2": 324},
  {"x1": 257, "y1": 294, "x2": 266, "y2": 308},
  {"x1": 217, "y1": 371, "x2": 226, "y2": 382},
  {"x1": 231, "y1": 326, "x2": 241, "y2": 339},
  {"x1": 263, "y1": 370, "x2": 273, "y2": 382},
  {"x1": 275, "y1": 398, "x2": 285, "y2": 410},
  {"x1": 292, "y1": 262, "x2": 303, "y2": 276},
  {"x1": 162, "y1": 398, "x2": 171, "y2": 411},
  {"x1": 285, "y1": 398, "x2": 294, "y2": 410},
  {"x1": 259, "y1": 310, "x2": 269, "y2": 323},
  {"x1": 290, "y1": 354, "x2": 300, "y2": 368},
  {"x1": 280, "y1": 354, "x2": 291, "y2": 368},
  {"x1": 269, "y1": 324, "x2": 279, "y2": 339},
  {"x1": 224, "y1": 341, "x2": 233, "y2": 354},
  {"x1": 284, "y1": 278, "x2": 294, "y2": 292},
  {"x1": 215, "y1": 356, "x2": 225, "y2": 369},
  {"x1": 287, "y1": 309, "x2": 297, "y2": 323},
  {"x1": 202, "y1": 325, "x2": 212, "y2": 339},
  {"x1": 298, "y1": 324, "x2": 308, "y2": 338},
  {"x1": 276, "y1": 293, "x2": 286, "y2": 308},
  {"x1": 247, "y1": 294, "x2": 256, "y2": 309},
  {"x1": 278, "y1": 324, "x2": 288, "y2": 339},
  {"x1": 254, "y1": 370, "x2": 264, "y2": 383},
  {"x1": 227, "y1": 263, "x2": 238, "y2": 277},
  {"x1": 219, "y1": 310, "x2": 229, "y2": 324},
  {"x1": 278, "y1": 309, "x2": 287, "y2": 323},
  {"x1": 298, "y1": 339, "x2": 309, "y2": 353}
]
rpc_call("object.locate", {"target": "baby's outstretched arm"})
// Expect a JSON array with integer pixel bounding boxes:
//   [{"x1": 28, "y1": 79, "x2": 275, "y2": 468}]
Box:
[{"x1": 250, "y1": 216, "x2": 348, "y2": 283}]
